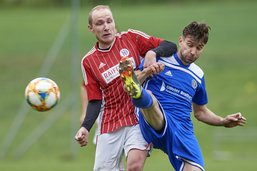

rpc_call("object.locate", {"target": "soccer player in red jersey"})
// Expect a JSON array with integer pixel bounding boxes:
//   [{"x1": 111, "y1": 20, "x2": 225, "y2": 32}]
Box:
[{"x1": 74, "y1": 5, "x2": 177, "y2": 171}]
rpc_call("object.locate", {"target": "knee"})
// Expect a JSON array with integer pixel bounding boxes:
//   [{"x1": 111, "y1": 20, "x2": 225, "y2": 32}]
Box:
[{"x1": 126, "y1": 152, "x2": 146, "y2": 171}]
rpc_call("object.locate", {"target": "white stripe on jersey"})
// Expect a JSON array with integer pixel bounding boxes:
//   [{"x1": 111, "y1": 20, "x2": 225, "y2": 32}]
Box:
[
  {"x1": 81, "y1": 47, "x2": 97, "y2": 85},
  {"x1": 159, "y1": 59, "x2": 202, "y2": 84},
  {"x1": 188, "y1": 63, "x2": 204, "y2": 78},
  {"x1": 159, "y1": 56, "x2": 180, "y2": 65},
  {"x1": 120, "y1": 29, "x2": 150, "y2": 39},
  {"x1": 81, "y1": 64, "x2": 87, "y2": 85},
  {"x1": 85, "y1": 46, "x2": 96, "y2": 57}
]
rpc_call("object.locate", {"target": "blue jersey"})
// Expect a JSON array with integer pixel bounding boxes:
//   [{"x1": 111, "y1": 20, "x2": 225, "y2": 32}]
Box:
[{"x1": 137, "y1": 53, "x2": 207, "y2": 171}]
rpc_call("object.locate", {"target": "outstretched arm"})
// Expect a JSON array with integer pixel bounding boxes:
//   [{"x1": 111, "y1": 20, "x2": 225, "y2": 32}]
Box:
[{"x1": 193, "y1": 103, "x2": 246, "y2": 128}]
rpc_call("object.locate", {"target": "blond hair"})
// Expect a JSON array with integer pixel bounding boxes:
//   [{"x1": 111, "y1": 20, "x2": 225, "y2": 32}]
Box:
[{"x1": 88, "y1": 5, "x2": 111, "y2": 26}]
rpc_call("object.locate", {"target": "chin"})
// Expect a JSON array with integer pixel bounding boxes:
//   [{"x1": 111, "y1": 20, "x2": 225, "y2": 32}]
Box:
[{"x1": 103, "y1": 37, "x2": 114, "y2": 43}]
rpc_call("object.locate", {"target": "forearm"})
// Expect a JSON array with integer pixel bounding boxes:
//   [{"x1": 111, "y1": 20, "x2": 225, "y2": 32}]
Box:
[
  {"x1": 197, "y1": 110, "x2": 224, "y2": 126},
  {"x1": 81, "y1": 100, "x2": 102, "y2": 131},
  {"x1": 135, "y1": 70, "x2": 150, "y2": 84},
  {"x1": 193, "y1": 104, "x2": 224, "y2": 126}
]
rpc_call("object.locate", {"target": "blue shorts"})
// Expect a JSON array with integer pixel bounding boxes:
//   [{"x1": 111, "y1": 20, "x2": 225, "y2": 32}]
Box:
[{"x1": 137, "y1": 106, "x2": 205, "y2": 171}]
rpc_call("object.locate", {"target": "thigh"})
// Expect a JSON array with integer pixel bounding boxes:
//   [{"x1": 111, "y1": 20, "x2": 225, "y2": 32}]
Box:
[
  {"x1": 94, "y1": 130, "x2": 125, "y2": 171},
  {"x1": 124, "y1": 125, "x2": 149, "y2": 171},
  {"x1": 124, "y1": 125, "x2": 150, "y2": 157},
  {"x1": 140, "y1": 91, "x2": 165, "y2": 131}
]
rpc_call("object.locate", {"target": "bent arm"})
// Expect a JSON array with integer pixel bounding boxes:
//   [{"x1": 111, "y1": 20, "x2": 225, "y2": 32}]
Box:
[{"x1": 193, "y1": 103, "x2": 224, "y2": 126}]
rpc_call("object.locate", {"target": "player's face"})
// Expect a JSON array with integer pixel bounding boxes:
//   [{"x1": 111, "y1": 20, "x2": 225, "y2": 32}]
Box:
[
  {"x1": 178, "y1": 36, "x2": 205, "y2": 65},
  {"x1": 89, "y1": 8, "x2": 116, "y2": 49}
]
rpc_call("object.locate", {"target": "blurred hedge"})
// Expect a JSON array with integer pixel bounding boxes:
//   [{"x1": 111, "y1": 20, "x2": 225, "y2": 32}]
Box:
[{"x1": 0, "y1": 0, "x2": 255, "y2": 7}]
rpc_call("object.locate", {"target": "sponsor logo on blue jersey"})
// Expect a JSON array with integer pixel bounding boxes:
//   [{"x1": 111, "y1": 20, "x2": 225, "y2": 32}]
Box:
[{"x1": 160, "y1": 81, "x2": 192, "y2": 102}]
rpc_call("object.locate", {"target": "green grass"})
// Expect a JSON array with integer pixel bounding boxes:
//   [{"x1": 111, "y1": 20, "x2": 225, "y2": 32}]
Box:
[{"x1": 1, "y1": 1, "x2": 257, "y2": 171}]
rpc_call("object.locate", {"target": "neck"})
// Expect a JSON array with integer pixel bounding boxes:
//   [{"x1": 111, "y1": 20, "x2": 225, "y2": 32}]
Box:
[
  {"x1": 98, "y1": 38, "x2": 115, "y2": 50},
  {"x1": 98, "y1": 43, "x2": 111, "y2": 50},
  {"x1": 176, "y1": 51, "x2": 188, "y2": 66}
]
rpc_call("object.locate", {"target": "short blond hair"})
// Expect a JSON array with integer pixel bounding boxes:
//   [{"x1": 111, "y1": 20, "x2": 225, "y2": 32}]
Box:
[{"x1": 88, "y1": 5, "x2": 111, "y2": 26}]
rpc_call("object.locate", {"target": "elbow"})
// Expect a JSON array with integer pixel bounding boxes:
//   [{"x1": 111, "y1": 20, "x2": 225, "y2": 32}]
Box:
[
  {"x1": 162, "y1": 40, "x2": 177, "y2": 55},
  {"x1": 169, "y1": 42, "x2": 177, "y2": 54},
  {"x1": 194, "y1": 112, "x2": 202, "y2": 121}
]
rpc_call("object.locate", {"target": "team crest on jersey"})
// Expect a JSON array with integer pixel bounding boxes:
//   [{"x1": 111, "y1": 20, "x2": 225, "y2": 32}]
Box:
[
  {"x1": 120, "y1": 48, "x2": 130, "y2": 57},
  {"x1": 192, "y1": 79, "x2": 198, "y2": 89}
]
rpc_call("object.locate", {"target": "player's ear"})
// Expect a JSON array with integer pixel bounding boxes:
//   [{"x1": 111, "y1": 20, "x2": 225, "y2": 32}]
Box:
[
  {"x1": 88, "y1": 24, "x2": 93, "y2": 32},
  {"x1": 178, "y1": 36, "x2": 183, "y2": 46}
]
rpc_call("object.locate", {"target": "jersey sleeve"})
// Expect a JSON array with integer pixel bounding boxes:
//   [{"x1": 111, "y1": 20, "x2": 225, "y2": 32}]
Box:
[
  {"x1": 192, "y1": 76, "x2": 208, "y2": 105},
  {"x1": 127, "y1": 29, "x2": 163, "y2": 56},
  {"x1": 81, "y1": 59, "x2": 102, "y2": 101}
]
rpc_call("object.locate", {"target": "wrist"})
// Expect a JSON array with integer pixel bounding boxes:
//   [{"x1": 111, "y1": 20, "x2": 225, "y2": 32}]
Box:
[
  {"x1": 81, "y1": 126, "x2": 89, "y2": 132},
  {"x1": 220, "y1": 117, "x2": 226, "y2": 127}
]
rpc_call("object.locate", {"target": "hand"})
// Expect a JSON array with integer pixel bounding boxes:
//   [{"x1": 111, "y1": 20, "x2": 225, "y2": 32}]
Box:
[
  {"x1": 135, "y1": 63, "x2": 164, "y2": 84},
  {"x1": 74, "y1": 127, "x2": 89, "y2": 147},
  {"x1": 143, "y1": 62, "x2": 164, "y2": 76},
  {"x1": 223, "y1": 112, "x2": 246, "y2": 128},
  {"x1": 144, "y1": 50, "x2": 157, "y2": 68}
]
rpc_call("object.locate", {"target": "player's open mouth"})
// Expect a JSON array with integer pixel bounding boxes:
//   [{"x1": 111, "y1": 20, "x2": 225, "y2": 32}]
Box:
[{"x1": 103, "y1": 33, "x2": 111, "y2": 37}]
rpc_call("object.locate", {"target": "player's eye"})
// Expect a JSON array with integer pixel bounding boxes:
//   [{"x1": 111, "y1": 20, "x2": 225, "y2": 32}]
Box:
[
  {"x1": 107, "y1": 18, "x2": 113, "y2": 24},
  {"x1": 187, "y1": 43, "x2": 193, "y2": 47},
  {"x1": 95, "y1": 21, "x2": 103, "y2": 26},
  {"x1": 197, "y1": 45, "x2": 204, "y2": 51}
]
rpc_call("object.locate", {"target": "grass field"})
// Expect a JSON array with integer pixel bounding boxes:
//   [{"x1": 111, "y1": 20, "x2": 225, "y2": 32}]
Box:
[{"x1": 0, "y1": 1, "x2": 257, "y2": 171}]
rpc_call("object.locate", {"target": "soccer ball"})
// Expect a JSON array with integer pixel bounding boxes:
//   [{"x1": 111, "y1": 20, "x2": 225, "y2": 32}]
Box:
[{"x1": 25, "y1": 77, "x2": 60, "y2": 112}]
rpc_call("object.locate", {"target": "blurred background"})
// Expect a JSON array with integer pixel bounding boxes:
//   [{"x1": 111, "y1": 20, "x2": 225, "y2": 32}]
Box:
[{"x1": 0, "y1": 0, "x2": 257, "y2": 170}]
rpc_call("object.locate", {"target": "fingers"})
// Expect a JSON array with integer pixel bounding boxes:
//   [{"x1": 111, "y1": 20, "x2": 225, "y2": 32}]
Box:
[
  {"x1": 225, "y1": 112, "x2": 247, "y2": 127},
  {"x1": 238, "y1": 116, "x2": 247, "y2": 126},
  {"x1": 241, "y1": 116, "x2": 247, "y2": 121},
  {"x1": 79, "y1": 138, "x2": 88, "y2": 147},
  {"x1": 227, "y1": 115, "x2": 239, "y2": 122},
  {"x1": 229, "y1": 112, "x2": 246, "y2": 121},
  {"x1": 147, "y1": 63, "x2": 164, "y2": 75},
  {"x1": 74, "y1": 130, "x2": 88, "y2": 147},
  {"x1": 75, "y1": 134, "x2": 88, "y2": 147},
  {"x1": 74, "y1": 131, "x2": 83, "y2": 140}
]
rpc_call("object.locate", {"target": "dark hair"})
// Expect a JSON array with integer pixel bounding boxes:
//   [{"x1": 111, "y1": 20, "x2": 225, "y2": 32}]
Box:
[{"x1": 182, "y1": 21, "x2": 211, "y2": 44}]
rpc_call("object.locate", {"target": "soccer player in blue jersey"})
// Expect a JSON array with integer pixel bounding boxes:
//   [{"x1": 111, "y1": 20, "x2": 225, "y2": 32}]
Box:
[{"x1": 119, "y1": 21, "x2": 247, "y2": 171}]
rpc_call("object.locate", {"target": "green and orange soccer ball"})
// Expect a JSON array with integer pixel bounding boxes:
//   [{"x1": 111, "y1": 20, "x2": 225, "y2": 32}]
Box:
[{"x1": 25, "y1": 77, "x2": 60, "y2": 112}]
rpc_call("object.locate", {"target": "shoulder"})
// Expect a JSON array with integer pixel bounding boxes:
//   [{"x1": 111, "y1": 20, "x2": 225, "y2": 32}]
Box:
[
  {"x1": 81, "y1": 46, "x2": 97, "y2": 64},
  {"x1": 119, "y1": 29, "x2": 150, "y2": 39},
  {"x1": 158, "y1": 56, "x2": 204, "y2": 79},
  {"x1": 188, "y1": 63, "x2": 204, "y2": 79},
  {"x1": 159, "y1": 56, "x2": 179, "y2": 65}
]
